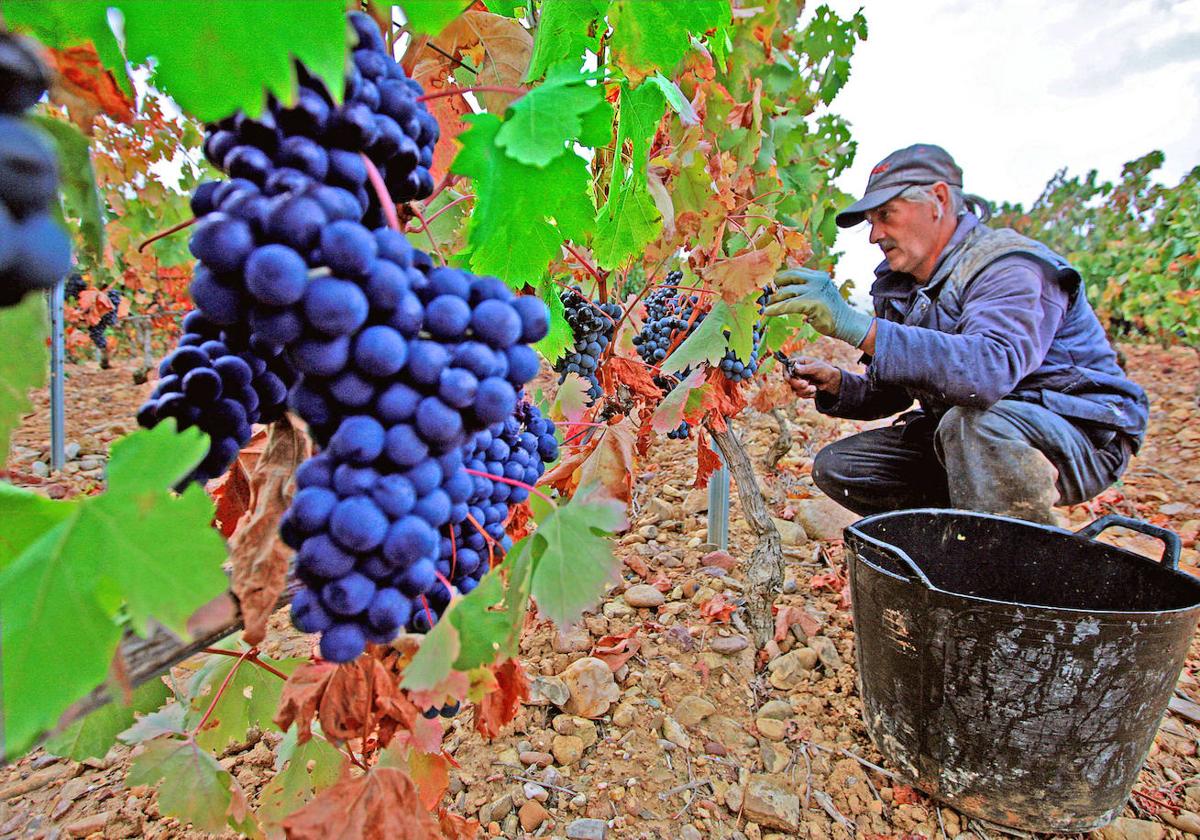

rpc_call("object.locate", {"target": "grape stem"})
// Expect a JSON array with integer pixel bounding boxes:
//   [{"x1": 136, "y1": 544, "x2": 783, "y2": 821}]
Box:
[
  {"x1": 465, "y1": 468, "x2": 556, "y2": 507},
  {"x1": 136, "y1": 217, "x2": 197, "y2": 253},
  {"x1": 563, "y1": 243, "x2": 607, "y2": 302},
  {"x1": 360, "y1": 153, "x2": 401, "y2": 233},
  {"x1": 408, "y1": 204, "x2": 446, "y2": 266},
  {"x1": 657, "y1": 284, "x2": 716, "y2": 294},
  {"x1": 191, "y1": 646, "x2": 254, "y2": 736},
  {"x1": 202, "y1": 646, "x2": 289, "y2": 680},
  {"x1": 416, "y1": 85, "x2": 527, "y2": 103},
  {"x1": 419, "y1": 594, "x2": 436, "y2": 629},
  {"x1": 464, "y1": 512, "x2": 499, "y2": 571},
  {"x1": 410, "y1": 194, "x2": 474, "y2": 230},
  {"x1": 734, "y1": 188, "x2": 783, "y2": 212}
]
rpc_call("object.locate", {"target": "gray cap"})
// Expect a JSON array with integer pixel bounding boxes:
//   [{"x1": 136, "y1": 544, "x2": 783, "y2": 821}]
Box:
[{"x1": 835, "y1": 144, "x2": 963, "y2": 228}]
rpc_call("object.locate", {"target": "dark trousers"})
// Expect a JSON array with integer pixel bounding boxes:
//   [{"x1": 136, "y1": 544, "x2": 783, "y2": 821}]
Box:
[{"x1": 812, "y1": 400, "x2": 1133, "y2": 524}]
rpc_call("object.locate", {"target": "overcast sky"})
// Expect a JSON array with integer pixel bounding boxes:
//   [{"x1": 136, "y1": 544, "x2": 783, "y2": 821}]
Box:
[{"x1": 819, "y1": 0, "x2": 1200, "y2": 301}]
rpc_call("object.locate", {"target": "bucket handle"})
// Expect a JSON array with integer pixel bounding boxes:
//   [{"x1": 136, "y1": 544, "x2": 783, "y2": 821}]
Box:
[
  {"x1": 1075, "y1": 514, "x2": 1181, "y2": 570},
  {"x1": 850, "y1": 529, "x2": 937, "y2": 590}
]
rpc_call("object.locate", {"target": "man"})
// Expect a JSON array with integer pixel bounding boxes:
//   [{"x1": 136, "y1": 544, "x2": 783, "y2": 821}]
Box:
[{"x1": 763, "y1": 144, "x2": 1148, "y2": 524}]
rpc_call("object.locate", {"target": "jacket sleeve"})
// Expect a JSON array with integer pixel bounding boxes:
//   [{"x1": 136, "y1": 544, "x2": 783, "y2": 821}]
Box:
[
  {"x1": 868, "y1": 256, "x2": 1069, "y2": 408},
  {"x1": 814, "y1": 368, "x2": 914, "y2": 420}
]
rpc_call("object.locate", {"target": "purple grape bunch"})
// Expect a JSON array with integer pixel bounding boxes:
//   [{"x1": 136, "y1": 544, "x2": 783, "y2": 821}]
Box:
[
  {"x1": 138, "y1": 11, "x2": 439, "y2": 483},
  {"x1": 139, "y1": 12, "x2": 560, "y2": 662}
]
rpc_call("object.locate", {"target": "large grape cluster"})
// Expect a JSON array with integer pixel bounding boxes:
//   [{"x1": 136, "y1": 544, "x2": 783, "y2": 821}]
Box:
[
  {"x1": 553, "y1": 287, "x2": 621, "y2": 404},
  {"x1": 0, "y1": 33, "x2": 72, "y2": 308},
  {"x1": 138, "y1": 11, "x2": 442, "y2": 483},
  {"x1": 139, "y1": 12, "x2": 557, "y2": 662}
]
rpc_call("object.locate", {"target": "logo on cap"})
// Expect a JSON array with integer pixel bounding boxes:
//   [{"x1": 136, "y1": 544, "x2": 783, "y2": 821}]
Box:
[{"x1": 870, "y1": 163, "x2": 890, "y2": 175}]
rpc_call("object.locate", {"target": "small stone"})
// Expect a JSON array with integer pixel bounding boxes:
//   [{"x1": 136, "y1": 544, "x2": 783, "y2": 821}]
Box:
[
  {"x1": 808, "y1": 636, "x2": 844, "y2": 670},
  {"x1": 793, "y1": 497, "x2": 858, "y2": 541},
  {"x1": 711, "y1": 634, "x2": 749, "y2": 655},
  {"x1": 682, "y1": 488, "x2": 708, "y2": 514},
  {"x1": 31, "y1": 460, "x2": 49, "y2": 478},
  {"x1": 1164, "y1": 811, "x2": 1200, "y2": 835},
  {"x1": 553, "y1": 715, "x2": 598, "y2": 748},
  {"x1": 705, "y1": 740, "x2": 728, "y2": 756},
  {"x1": 771, "y1": 516, "x2": 808, "y2": 547},
  {"x1": 755, "y1": 718, "x2": 787, "y2": 741},
  {"x1": 662, "y1": 716, "x2": 691, "y2": 749},
  {"x1": 782, "y1": 577, "x2": 798, "y2": 594},
  {"x1": 519, "y1": 751, "x2": 553, "y2": 767},
  {"x1": 523, "y1": 782, "x2": 549, "y2": 802},
  {"x1": 64, "y1": 442, "x2": 81, "y2": 460},
  {"x1": 736, "y1": 775, "x2": 801, "y2": 832},
  {"x1": 528, "y1": 675, "x2": 570, "y2": 707},
  {"x1": 554, "y1": 625, "x2": 592, "y2": 653},
  {"x1": 566, "y1": 817, "x2": 609, "y2": 839},
  {"x1": 603, "y1": 600, "x2": 635, "y2": 619},
  {"x1": 681, "y1": 827, "x2": 703, "y2": 840},
  {"x1": 766, "y1": 647, "x2": 817, "y2": 690},
  {"x1": 612, "y1": 702, "x2": 636, "y2": 727},
  {"x1": 1097, "y1": 817, "x2": 1166, "y2": 840},
  {"x1": 760, "y1": 741, "x2": 790, "y2": 774},
  {"x1": 624, "y1": 584, "x2": 666, "y2": 609},
  {"x1": 638, "y1": 524, "x2": 660, "y2": 540},
  {"x1": 757, "y1": 700, "x2": 793, "y2": 720},
  {"x1": 480, "y1": 793, "x2": 513, "y2": 825},
  {"x1": 561, "y1": 657, "x2": 621, "y2": 719},
  {"x1": 552, "y1": 734, "x2": 585, "y2": 765},
  {"x1": 519, "y1": 799, "x2": 549, "y2": 831},
  {"x1": 570, "y1": 793, "x2": 588, "y2": 809},
  {"x1": 674, "y1": 695, "x2": 717, "y2": 727}
]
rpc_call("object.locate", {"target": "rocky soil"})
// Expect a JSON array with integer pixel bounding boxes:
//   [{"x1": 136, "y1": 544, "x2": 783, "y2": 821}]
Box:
[{"x1": 3, "y1": 341, "x2": 1200, "y2": 840}]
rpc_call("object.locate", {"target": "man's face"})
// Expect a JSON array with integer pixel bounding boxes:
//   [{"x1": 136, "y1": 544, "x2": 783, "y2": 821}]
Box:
[{"x1": 865, "y1": 187, "x2": 947, "y2": 279}]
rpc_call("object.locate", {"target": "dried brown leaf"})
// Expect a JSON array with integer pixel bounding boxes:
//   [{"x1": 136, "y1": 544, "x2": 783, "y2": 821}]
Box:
[
  {"x1": 473, "y1": 658, "x2": 528, "y2": 740},
  {"x1": 44, "y1": 44, "x2": 134, "y2": 132},
  {"x1": 427, "y1": 11, "x2": 532, "y2": 113},
  {"x1": 231, "y1": 416, "x2": 311, "y2": 645},
  {"x1": 274, "y1": 661, "x2": 337, "y2": 744},
  {"x1": 282, "y1": 766, "x2": 440, "y2": 840}
]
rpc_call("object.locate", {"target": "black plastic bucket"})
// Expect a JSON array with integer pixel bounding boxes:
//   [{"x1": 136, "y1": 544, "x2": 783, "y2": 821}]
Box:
[{"x1": 845, "y1": 509, "x2": 1200, "y2": 833}]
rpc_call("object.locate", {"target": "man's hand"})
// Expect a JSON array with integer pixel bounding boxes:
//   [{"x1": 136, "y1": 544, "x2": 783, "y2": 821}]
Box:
[
  {"x1": 763, "y1": 268, "x2": 874, "y2": 348},
  {"x1": 782, "y1": 356, "x2": 842, "y2": 399}
]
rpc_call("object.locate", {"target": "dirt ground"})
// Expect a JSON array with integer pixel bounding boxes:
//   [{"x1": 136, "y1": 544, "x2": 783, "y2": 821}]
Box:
[{"x1": 3, "y1": 341, "x2": 1200, "y2": 840}]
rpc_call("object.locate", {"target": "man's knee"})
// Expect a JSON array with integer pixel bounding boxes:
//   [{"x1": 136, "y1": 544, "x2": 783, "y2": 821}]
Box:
[
  {"x1": 812, "y1": 441, "x2": 852, "y2": 498},
  {"x1": 936, "y1": 404, "x2": 1009, "y2": 447}
]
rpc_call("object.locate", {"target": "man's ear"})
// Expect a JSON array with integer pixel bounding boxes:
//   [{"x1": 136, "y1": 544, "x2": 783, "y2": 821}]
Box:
[{"x1": 932, "y1": 182, "x2": 951, "y2": 216}]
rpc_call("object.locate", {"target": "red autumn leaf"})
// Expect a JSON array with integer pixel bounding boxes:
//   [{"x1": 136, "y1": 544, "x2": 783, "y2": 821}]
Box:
[
  {"x1": 590, "y1": 628, "x2": 641, "y2": 671},
  {"x1": 810, "y1": 570, "x2": 847, "y2": 593},
  {"x1": 700, "y1": 593, "x2": 736, "y2": 623},
  {"x1": 274, "y1": 661, "x2": 338, "y2": 744},
  {"x1": 210, "y1": 457, "x2": 251, "y2": 538},
  {"x1": 603, "y1": 355, "x2": 663, "y2": 403},
  {"x1": 402, "y1": 748, "x2": 454, "y2": 811},
  {"x1": 282, "y1": 766, "x2": 441, "y2": 840},
  {"x1": 410, "y1": 53, "x2": 472, "y2": 184},
  {"x1": 704, "y1": 240, "x2": 783, "y2": 306},
  {"x1": 230, "y1": 418, "x2": 310, "y2": 645},
  {"x1": 694, "y1": 429, "x2": 723, "y2": 489},
  {"x1": 700, "y1": 369, "x2": 748, "y2": 433},
  {"x1": 44, "y1": 44, "x2": 134, "y2": 132},
  {"x1": 437, "y1": 808, "x2": 481, "y2": 840},
  {"x1": 474, "y1": 658, "x2": 528, "y2": 740}
]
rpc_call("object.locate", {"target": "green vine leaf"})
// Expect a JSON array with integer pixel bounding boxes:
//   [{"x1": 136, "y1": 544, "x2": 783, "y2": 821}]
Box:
[
  {"x1": 0, "y1": 292, "x2": 48, "y2": 467},
  {"x1": 398, "y1": 0, "x2": 471, "y2": 35},
  {"x1": 258, "y1": 724, "x2": 345, "y2": 834},
  {"x1": 607, "y1": 0, "x2": 730, "y2": 84},
  {"x1": 0, "y1": 423, "x2": 228, "y2": 760},
  {"x1": 183, "y1": 646, "x2": 305, "y2": 754},
  {"x1": 452, "y1": 113, "x2": 595, "y2": 286},
  {"x1": 526, "y1": 0, "x2": 609, "y2": 81},
  {"x1": 594, "y1": 180, "x2": 661, "y2": 271},
  {"x1": 44, "y1": 679, "x2": 171, "y2": 761},
  {"x1": 127, "y1": 737, "x2": 249, "y2": 835},
  {"x1": 527, "y1": 495, "x2": 622, "y2": 626},
  {"x1": 121, "y1": 0, "x2": 348, "y2": 121},
  {"x1": 534, "y1": 281, "x2": 572, "y2": 364},
  {"x1": 496, "y1": 63, "x2": 610, "y2": 167}
]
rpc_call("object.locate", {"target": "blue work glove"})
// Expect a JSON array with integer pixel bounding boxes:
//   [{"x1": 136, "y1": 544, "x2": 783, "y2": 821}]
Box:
[{"x1": 762, "y1": 268, "x2": 873, "y2": 347}]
